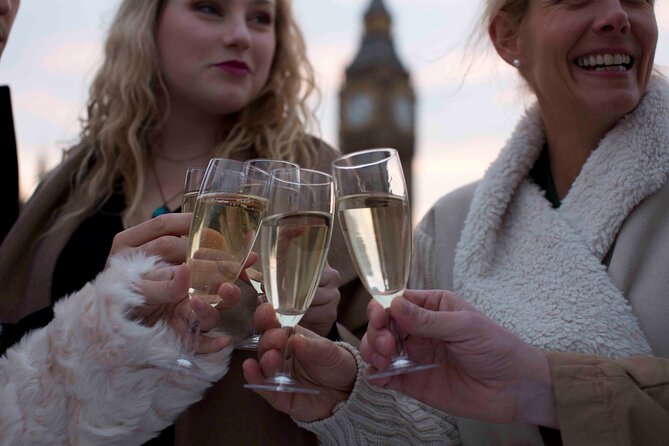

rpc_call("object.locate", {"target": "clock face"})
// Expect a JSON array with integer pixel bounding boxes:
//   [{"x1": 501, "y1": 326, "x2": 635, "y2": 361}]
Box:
[
  {"x1": 393, "y1": 96, "x2": 413, "y2": 132},
  {"x1": 345, "y1": 92, "x2": 374, "y2": 129}
]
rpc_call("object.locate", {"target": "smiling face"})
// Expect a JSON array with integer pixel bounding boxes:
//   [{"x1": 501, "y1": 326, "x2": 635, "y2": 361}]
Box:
[
  {"x1": 156, "y1": 0, "x2": 277, "y2": 117},
  {"x1": 516, "y1": 0, "x2": 658, "y2": 123},
  {"x1": 0, "y1": 0, "x2": 20, "y2": 59}
]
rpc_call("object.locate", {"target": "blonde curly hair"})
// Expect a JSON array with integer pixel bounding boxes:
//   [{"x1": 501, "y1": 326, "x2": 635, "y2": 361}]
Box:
[{"x1": 62, "y1": 0, "x2": 320, "y2": 226}]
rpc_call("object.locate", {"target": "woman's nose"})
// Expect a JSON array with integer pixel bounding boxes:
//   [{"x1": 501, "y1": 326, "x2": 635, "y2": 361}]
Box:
[
  {"x1": 593, "y1": 0, "x2": 631, "y2": 35},
  {"x1": 221, "y1": 15, "x2": 251, "y2": 50},
  {"x1": 0, "y1": 0, "x2": 13, "y2": 16}
]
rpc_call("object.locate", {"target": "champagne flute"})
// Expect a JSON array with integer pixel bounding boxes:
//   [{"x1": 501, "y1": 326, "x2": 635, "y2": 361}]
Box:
[
  {"x1": 181, "y1": 167, "x2": 206, "y2": 213},
  {"x1": 188, "y1": 158, "x2": 268, "y2": 308},
  {"x1": 332, "y1": 148, "x2": 438, "y2": 378},
  {"x1": 244, "y1": 168, "x2": 334, "y2": 394},
  {"x1": 163, "y1": 159, "x2": 268, "y2": 377},
  {"x1": 236, "y1": 159, "x2": 299, "y2": 351}
]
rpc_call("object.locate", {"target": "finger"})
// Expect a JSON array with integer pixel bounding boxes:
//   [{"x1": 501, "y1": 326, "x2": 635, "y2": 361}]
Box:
[
  {"x1": 361, "y1": 349, "x2": 391, "y2": 372},
  {"x1": 137, "y1": 264, "x2": 189, "y2": 305},
  {"x1": 190, "y1": 297, "x2": 221, "y2": 332},
  {"x1": 243, "y1": 358, "x2": 267, "y2": 382},
  {"x1": 390, "y1": 296, "x2": 477, "y2": 343},
  {"x1": 142, "y1": 264, "x2": 180, "y2": 282},
  {"x1": 257, "y1": 326, "x2": 290, "y2": 357},
  {"x1": 242, "y1": 357, "x2": 289, "y2": 413},
  {"x1": 258, "y1": 344, "x2": 285, "y2": 376},
  {"x1": 309, "y1": 287, "x2": 340, "y2": 306},
  {"x1": 254, "y1": 302, "x2": 280, "y2": 332},
  {"x1": 403, "y1": 289, "x2": 474, "y2": 313},
  {"x1": 196, "y1": 333, "x2": 231, "y2": 354},
  {"x1": 215, "y1": 282, "x2": 242, "y2": 311},
  {"x1": 360, "y1": 327, "x2": 397, "y2": 363},
  {"x1": 112, "y1": 213, "x2": 192, "y2": 250},
  {"x1": 135, "y1": 235, "x2": 189, "y2": 264},
  {"x1": 300, "y1": 305, "x2": 334, "y2": 326},
  {"x1": 318, "y1": 263, "x2": 340, "y2": 287},
  {"x1": 292, "y1": 333, "x2": 346, "y2": 369},
  {"x1": 366, "y1": 299, "x2": 389, "y2": 330}
]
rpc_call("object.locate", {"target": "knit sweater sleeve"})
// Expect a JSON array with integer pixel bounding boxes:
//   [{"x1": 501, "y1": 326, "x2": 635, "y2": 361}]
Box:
[
  {"x1": 0, "y1": 254, "x2": 232, "y2": 446},
  {"x1": 296, "y1": 343, "x2": 461, "y2": 445}
]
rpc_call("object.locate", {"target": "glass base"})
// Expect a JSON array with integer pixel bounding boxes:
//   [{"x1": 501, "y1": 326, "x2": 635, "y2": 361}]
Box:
[
  {"x1": 150, "y1": 355, "x2": 209, "y2": 381},
  {"x1": 235, "y1": 334, "x2": 260, "y2": 351},
  {"x1": 367, "y1": 355, "x2": 439, "y2": 380},
  {"x1": 244, "y1": 373, "x2": 320, "y2": 395}
]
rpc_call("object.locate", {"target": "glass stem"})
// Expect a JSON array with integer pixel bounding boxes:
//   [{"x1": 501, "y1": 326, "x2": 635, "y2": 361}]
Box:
[
  {"x1": 388, "y1": 316, "x2": 408, "y2": 358},
  {"x1": 279, "y1": 325, "x2": 295, "y2": 378}
]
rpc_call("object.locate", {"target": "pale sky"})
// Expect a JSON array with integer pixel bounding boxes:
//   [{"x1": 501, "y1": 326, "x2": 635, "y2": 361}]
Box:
[{"x1": 1, "y1": 0, "x2": 668, "y2": 221}]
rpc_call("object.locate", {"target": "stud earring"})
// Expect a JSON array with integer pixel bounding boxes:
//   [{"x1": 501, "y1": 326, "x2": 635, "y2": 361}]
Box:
[{"x1": 512, "y1": 58, "x2": 521, "y2": 68}]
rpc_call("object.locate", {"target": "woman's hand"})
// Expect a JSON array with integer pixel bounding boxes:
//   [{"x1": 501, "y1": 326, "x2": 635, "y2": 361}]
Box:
[
  {"x1": 298, "y1": 262, "x2": 341, "y2": 337},
  {"x1": 108, "y1": 213, "x2": 191, "y2": 266},
  {"x1": 242, "y1": 303, "x2": 356, "y2": 422},
  {"x1": 134, "y1": 263, "x2": 242, "y2": 354},
  {"x1": 361, "y1": 290, "x2": 556, "y2": 428}
]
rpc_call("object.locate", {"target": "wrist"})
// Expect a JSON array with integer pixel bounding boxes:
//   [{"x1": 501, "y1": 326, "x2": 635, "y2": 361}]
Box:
[{"x1": 515, "y1": 347, "x2": 558, "y2": 428}]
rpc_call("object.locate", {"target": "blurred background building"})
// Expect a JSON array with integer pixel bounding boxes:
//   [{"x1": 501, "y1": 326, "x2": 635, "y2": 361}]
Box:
[{"x1": 339, "y1": 0, "x2": 416, "y2": 203}]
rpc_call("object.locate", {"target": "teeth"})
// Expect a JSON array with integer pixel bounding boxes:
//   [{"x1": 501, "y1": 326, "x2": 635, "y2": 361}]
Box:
[
  {"x1": 575, "y1": 53, "x2": 633, "y2": 69},
  {"x1": 595, "y1": 65, "x2": 626, "y2": 72}
]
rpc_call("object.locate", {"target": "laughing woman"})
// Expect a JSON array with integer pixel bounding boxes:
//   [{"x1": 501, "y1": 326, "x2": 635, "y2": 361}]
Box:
[{"x1": 244, "y1": 0, "x2": 669, "y2": 444}]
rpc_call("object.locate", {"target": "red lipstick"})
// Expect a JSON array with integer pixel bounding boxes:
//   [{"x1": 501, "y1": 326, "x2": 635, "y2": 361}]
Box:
[{"x1": 216, "y1": 60, "x2": 251, "y2": 76}]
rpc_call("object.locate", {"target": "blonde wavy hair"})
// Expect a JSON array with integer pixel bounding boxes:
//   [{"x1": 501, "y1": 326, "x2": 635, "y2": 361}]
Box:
[{"x1": 62, "y1": 0, "x2": 320, "y2": 226}]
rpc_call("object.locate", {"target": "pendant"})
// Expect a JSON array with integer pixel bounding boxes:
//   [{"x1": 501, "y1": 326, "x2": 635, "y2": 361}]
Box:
[{"x1": 152, "y1": 206, "x2": 169, "y2": 218}]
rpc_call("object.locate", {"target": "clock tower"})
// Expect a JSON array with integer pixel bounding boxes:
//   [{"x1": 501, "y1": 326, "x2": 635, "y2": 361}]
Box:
[{"x1": 339, "y1": 0, "x2": 416, "y2": 203}]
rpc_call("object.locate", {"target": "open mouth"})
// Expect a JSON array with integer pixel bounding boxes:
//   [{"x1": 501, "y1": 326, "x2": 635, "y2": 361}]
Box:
[{"x1": 574, "y1": 53, "x2": 634, "y2": 72}]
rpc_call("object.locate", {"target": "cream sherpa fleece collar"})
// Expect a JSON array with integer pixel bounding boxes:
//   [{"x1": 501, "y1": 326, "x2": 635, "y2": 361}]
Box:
[{"x1": 453, "y1": 76, "x2": 669, "y2": 357}]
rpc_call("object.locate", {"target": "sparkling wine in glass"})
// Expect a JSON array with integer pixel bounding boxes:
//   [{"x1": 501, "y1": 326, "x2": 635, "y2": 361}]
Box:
[
  {"x1": 188, "y1": 159, "x2": 268, "y2": 308},
  {"x1": 236, "y1": 159, "x2": 299, "y2": 351},
  {"x1": 181, "y1": 167, "x2": 206, "y2": 213},
  {"x1": 332, "y1": 148, "x2": 438, "y2": 379},
  {"x1": 244, "y1": 168, "x2": 334, "y2": 394},
  {"x1": 163, "y1": 159, "x2": 268, "y2": 377}
]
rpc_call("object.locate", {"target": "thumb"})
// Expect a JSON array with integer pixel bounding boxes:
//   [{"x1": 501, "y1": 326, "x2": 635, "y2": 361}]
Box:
[
  {"x1": 293, "y1": 333, "x2": 345, "y2": 369},
  {"x1": 390, "y1": 297, "x2": 467, "y2": 342}
]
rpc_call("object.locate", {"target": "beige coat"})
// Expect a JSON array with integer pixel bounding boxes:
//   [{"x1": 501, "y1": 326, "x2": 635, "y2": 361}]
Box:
[
  {"x1": 547, "y1": 351, "x2": 669, "y2": 446},
  {"x1": 410, "y1": 77, "x2": 669, "y2": 444},
  {"x1": 411, "y1": 178, "x2": 669, "y2": 444}
]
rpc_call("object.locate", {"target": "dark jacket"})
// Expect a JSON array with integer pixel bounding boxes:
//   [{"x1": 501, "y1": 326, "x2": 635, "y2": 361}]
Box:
[{"x1": 0, "y1": 86, "x2": 19, "y2": 244}]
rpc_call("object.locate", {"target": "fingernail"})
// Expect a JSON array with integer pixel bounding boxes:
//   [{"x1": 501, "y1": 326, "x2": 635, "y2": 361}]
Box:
[{"x1": 191, "y1": 297, "x2": 205, "y2": 310}]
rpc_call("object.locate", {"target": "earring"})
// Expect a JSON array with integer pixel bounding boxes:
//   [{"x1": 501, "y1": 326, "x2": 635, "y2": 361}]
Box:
[{"x1": 512, "y1": 58, "x2": 521, "y2": 68}]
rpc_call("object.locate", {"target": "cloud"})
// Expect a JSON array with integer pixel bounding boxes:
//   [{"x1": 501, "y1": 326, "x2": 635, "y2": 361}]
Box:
[
  {"x1": 656, "y1": 3, "x2": 669, "y2": 29},
  {"x1": 307, "y1": 34, "x2": 355, "y2": 91},
  {"x1": 412, "y1": 135, "x2": 504, "y2": 220},
  {"x1": 413, "y1": 45, "x2": 513, "y2": 90},
  {"x1": 18, "y1": 143, "x2": 64, "y2": 199},
  {"x1": 41, "y1": 34, "x2": 104, "y2": 78},
  {"x1": 14, "y1": 87, "x2": 84, "y2": 135}
]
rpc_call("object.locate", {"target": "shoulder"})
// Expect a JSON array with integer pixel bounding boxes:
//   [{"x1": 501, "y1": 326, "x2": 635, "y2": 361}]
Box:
[
  {"x1": 300, "y1": 134, "x2": 341, "y2": 172},
  {"x1": 416, "y1": 181, "x2": 479, "y2": 237}
]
